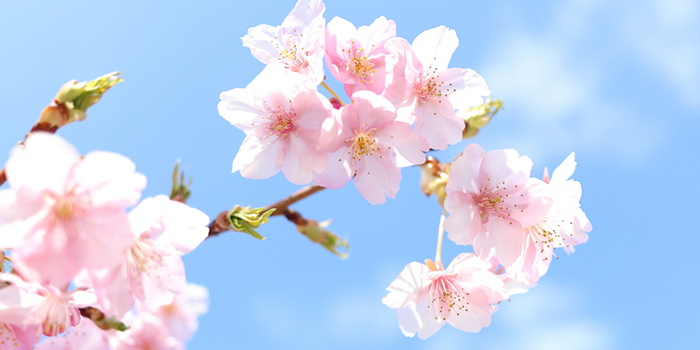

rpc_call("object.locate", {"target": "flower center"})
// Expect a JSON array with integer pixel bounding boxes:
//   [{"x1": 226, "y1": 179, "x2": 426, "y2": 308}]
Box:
[
  {"x1": 348, "y1": 129, "x2": 378, "y2": 160},
  {"x1": 428, "y1": 275, "x2": 469, "y2": 320},
  {"x1": 347, "y1": 49, "x2": 375, "y2": 83},
  {"x1": 274, "y1": 33, "x2": 309, "y2": 72},
  {"x1": 263, "y1": 110, "x2": 296, "y2": 141},
  {"x1": 128, "y1": 239, "x2": 162, "y2": 277},
  {"x1": 415, "y1": 67, "x2": 454, "y2": 104},
  {"x1": 34, "y1": 294, "x2": 80, "y2": 336}
]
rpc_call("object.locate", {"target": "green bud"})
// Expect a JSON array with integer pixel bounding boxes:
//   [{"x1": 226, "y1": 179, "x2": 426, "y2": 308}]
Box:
[
  {"x1": 170, "y1": 160, "x2": 192, "y2": 203},
  {"x1": 104, "y1": 317, "x2": 130, "y2": 332},
  {"x1": 459, "y1": 96, "x2": 503, "y2": 139},
  {"x1": 228, "y1": 205, "x2": 275, "y2": 240},
  {"x1": 41, "y1": 72, "x2": 123, "y2": 127},
  {"x1": 297, "y1": 219, "x2": 349, "y2": 259}
]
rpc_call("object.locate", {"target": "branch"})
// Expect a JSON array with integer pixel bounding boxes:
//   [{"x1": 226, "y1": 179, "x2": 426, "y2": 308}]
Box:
[{"x1": 206, "y1": 184, "x2": 325, "y2": 238}]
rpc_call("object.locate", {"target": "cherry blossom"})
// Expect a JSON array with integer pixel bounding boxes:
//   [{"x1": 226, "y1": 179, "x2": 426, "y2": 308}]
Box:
[
  {"x1": 382, "y1": 253, "x2": 508, "y2": 339},
  {"x1": 506, "y1": 153, "x2": 592, "y2": 285},
  {"x1": 0, "y1": 132, "x2": 146, "y2": 288},
  {"x1": 35, "y1": 318, "x2": 111, "y2": 350},
  {"x1": 113, "y1": 313, "x2": 183, "y2": 350},
  {"x1": 218, "y1": 65, "x2": 332, "y2": 185},
  {"x1": 90, "y1": 196, "x2": 209, "y2": 319},
  {"x1": 0, "y1": 323, "x2": 40, "y2": 350},
  {"x1": 443, "y1": 144, "x2": 551, "y2": 267},
  {"x1": 135, "y1": 282, "x2": 209, "y2": 343},
  {"x1": 313, "y1": 91, "x2": 428, "y2": 204},
  {"x1": 325, "y1": 16, "x2": 396, "y2": 95},
  {"x1": 241, "y1": 0, "x2": 326, "y2": 86},
  {"x1": 384, "y1": 26, "x2": 490, "y2": 150},
  {"x1": 0, "y1": 274, "x2": 95, "y2": 337}
]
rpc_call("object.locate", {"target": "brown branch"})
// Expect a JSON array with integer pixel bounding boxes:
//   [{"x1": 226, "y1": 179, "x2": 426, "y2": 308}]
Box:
[
  {"x1": 265, "y1": 185, "x2": 325, "y2": 216},
  {"x1": 0, "y1": 121, "x2": 60, "y2": 188},
  {"x1": 206, "y1": 185, "x2": 325, "y2": 238}
]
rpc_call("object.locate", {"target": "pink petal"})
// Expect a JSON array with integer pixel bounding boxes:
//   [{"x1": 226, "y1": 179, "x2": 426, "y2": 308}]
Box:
[
  {"x1": 283, "y1": 128, "x2": 328, "y2": 185},
  {"x1": 353, "y1": 154, "x2": 401, "y2": 205},
  {"x1": 382, "y1": 262, "x2": 431, "y2": 309},
  {"x1": 412, "y1": 26, "x2": 459, "y2": 71}
]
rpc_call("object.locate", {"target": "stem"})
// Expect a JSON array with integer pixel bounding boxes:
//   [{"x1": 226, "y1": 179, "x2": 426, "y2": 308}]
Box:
[
  {"x1": 265, "y1": 185, "x2": 325, "y2": 216},
  {"x1": 321, "y1": 81, "x2": 345, "y2": 106},
  {"x1": 207, "y1": 185, "x2": 325, "y2": 238},
  {"x1": 434, "y1": 207, "x2": 447, "y2": 269}
]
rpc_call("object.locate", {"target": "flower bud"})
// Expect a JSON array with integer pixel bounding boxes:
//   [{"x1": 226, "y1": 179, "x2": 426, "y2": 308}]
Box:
[
  {"x1": 419, "y1": 156, "x2": 450, "y2": 207},
  {"x1": 297, "y1": 219, "x2": 349, "y2": 259},
  {"x1": 39, "y1": 72, "x2": 123, "y2": 128},
  {"x1": 170, "y1": 160, "x2": 192, "y2": 204},
  {"x1": 457, "y1": 96, "x2": 503, "y2": 139},
  {"x1": 228, "y1": 205, "x2": 275, "y2": 240}
]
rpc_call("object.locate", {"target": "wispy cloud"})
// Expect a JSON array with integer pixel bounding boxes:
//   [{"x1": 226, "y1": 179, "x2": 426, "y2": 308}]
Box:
[{"x1": 478, "y1": 0, "x2": 695, "y2": 163}]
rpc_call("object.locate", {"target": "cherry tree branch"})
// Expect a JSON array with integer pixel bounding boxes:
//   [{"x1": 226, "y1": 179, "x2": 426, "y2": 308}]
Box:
[{"x1": 207, "y1": 185, "x2": 325, "y2": 238}]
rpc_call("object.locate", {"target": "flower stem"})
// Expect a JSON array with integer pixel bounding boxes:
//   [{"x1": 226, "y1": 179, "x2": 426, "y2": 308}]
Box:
[
  {"x1": 434, "y1": 207, "x2": 447, "y2": 270},
  {"x1": 321, "y1": 81, "x2": 345, "y2": 106}
]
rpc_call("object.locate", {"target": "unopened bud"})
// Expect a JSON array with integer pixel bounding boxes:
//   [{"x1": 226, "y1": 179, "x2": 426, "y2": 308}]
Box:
[
  {"x1": 297, "y1": 219, "x2": 349, "y2": 259},
  {"x1": 419, "y1": 156, "x2": 450, "y2": 207},
  {"x1": 40, "y1": 72, "x2": 123, "y2": 128},
  {"x1": 170, "y1": 160, "x2": 192, "y2": 204},
  {"x1": 458, "y1": 96, "x2": 503, "y2": 139},
  {"x1": 228, "y1": 205, "x2": 275, "y2": 240},
  {"x1": 329, "y1": 97, "x2": 343, "y2": 110}
]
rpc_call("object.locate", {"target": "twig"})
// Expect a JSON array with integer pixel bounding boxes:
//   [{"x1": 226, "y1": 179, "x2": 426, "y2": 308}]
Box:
[{"x1": 206, "y1": 185, "x2": 325, "y2": 238}]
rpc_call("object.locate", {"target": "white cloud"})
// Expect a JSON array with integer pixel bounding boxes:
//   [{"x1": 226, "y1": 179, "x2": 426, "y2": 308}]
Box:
[{"x1": 479, "y1": 0, "x2": 696, "y2": 164}]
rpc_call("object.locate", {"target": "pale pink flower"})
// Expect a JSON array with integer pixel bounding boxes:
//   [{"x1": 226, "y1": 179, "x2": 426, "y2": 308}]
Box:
[
  {"x1": 0, "y1": 323, "x2": 41, "y2": 350},
  {"x1": 90, "y1": 196, "x2": 209, "y2": 319},
  {"x1": 35, "y1": 318, "x2": 111, "y2": 350},
  {"x1": 0, "y1": 132, "x2": 145, "y2": 288},
  {"x1": 506, "y1": 153, "x2": 592, "y2": 285},
  {"x1": 325, "y1": 16, "x2": 396, "y2": 95},
  {"x1": 0, "y1": 274, "x2": 95, "y2": 337},
  {"x1": 382, "y1": 253, "x2": 508, "y2": 339},
  {"x1": 443, "y1": 144, "x2": 551, "y2": 267},
  {"x1": 113, "y1": 313, "x2": 183, "y2": 350},
  {"x1": 242, "y1": 0, "x2": 326, "y2": 86},
  {"x1": 384, "y1": 27, "x2": 490, "y2": 150},
  {"x1": 313, "y1": 91, "x2": 428, "y2": 204},
  {"x1": 135, "y1": 282, "x2": 209, "y2": 343},
  {"x1": 218, "y1": 65, "x2": 331, "y2": 185}
]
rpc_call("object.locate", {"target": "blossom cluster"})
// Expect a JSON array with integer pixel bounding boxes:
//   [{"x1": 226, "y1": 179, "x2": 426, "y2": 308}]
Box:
[
  {"x1": 218, "y1": 0, "x2": 490, "y2": 204},
  {"x1": 383, "y1": 144, "x2": 591, "y2": 338},
  {"x1": 0, "y1": 133, "x2": 209, "y2": 349},
  {"x1": 217, "y1": 0, "x2": 592, "y2": 340}
]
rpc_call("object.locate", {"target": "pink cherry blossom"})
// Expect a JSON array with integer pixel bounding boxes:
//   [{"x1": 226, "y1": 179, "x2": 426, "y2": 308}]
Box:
[
  {"x1": 90, "y1": 196, "x2": 209, "y2": 319},
  {"x1": 0, "y1": 323, "x2": 40, "y2": 350},
  {"x1": 0, "y1": 274, "x2": 95, "y2": 337},
  {"x1": 313, "y1": 91, "x2": 428, "y2": 204},
  {"x1": 135, "y1": 282, "x2": 209, "y2": 343},
  {"x1": 443, "y1": 144, "x2": 551, "y2": 267},
  {"x1": 113, "y1": 313, "x2": 183, "y2": 350},
  {"x1": 35, "y1": 318, "x2": 111, "y2": 350},
  {"x1": 506, "y1": 153, "x2": 592, "y2": 285},
  {"x1": 325, "y1": 16, "x2": 396, "y2": 95},
  {"x1": 0, "y1": 132, "x2": 145, "y2": 288},
  {"x1": 384, "y1": 27, "x2": 490, "y2": 150},
  {"x1": 382, "y1": 253, "x2": 508, "y2": 339},
  {"x1": 218, "y1": 66, "x2": 331, "y2": 185},
  {"x1": 241, "y1": 0, "x2": 326, "y2": 86}
]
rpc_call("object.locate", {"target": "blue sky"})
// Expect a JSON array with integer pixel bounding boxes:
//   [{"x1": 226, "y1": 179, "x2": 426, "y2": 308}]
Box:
[{"x1": 1, "y1": 0, "x2": 699, "y2": 349}]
